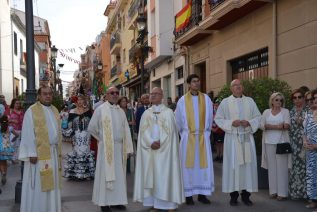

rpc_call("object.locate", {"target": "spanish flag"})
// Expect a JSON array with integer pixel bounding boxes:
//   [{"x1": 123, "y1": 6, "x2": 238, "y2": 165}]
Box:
[{"x1": 175, "y1": 0, "x2": 192, "y2": 33}]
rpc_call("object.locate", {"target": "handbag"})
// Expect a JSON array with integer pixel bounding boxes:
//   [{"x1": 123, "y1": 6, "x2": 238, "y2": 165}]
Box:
[
  {"x1": 276, "y1": 142, "x2": 292, "y2": 154},
  {"x1": 276, "y1": 130, "x2": 292, "y2": 154}
]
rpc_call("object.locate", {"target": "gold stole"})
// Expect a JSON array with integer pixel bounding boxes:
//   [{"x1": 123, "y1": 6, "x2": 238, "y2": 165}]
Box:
[
  {"x1": 31, "y1": 102, "x2": 62, "y2": 192},
  {"x1": 184, "y1": 92, "x2": 207, "y2": 168}
]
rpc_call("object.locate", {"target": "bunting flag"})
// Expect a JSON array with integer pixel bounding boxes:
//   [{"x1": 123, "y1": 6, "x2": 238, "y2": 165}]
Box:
[
  {"x1": 175, "y1": 0, "x2": 192, "y2": 33},
  {"x1": 59, "y1": 51, "x2": 81, "y2": 64}
]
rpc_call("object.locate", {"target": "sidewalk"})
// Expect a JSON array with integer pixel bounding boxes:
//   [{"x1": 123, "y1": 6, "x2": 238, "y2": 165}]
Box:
[{"x1": 0, "y1": 142, "x2": 310, "y2": 212}]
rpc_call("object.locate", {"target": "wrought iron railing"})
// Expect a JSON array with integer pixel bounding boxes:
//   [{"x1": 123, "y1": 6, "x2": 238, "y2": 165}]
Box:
[
  {"x1": 110, "y1": 30, "x2": 121, "y2": 50},
  {"x1": 174, "y1": 0, "x2": 202, "y2": 40},
  {"x1": 208, "y1": 0, "x2": 226, "y2": 11},
  {"x1": 128, "y1": 0, "x2": 140, "y2": 20}
]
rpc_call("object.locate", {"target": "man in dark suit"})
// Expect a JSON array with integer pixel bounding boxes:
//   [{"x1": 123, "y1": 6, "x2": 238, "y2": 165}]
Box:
[{"x1": 135, "y1": 94, "x2": 150, "y2": 133}]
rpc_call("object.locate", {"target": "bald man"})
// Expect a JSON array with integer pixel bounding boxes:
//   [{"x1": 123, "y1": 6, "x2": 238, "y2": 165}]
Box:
[
  {"x1": 88, "y1": 87, "x2": 134, "y2": 212},
  {"x1": 215, "y1": 79, "x2": 261, "y2": 206},
  {"x1": 134, "y1": 87, "x2": 184, "y2": 211}
]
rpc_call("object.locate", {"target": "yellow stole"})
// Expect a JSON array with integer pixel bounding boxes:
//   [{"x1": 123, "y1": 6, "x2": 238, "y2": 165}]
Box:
[
  {"x1": 30, "y1": 102, "x2": 62, "y2": 192},
  {"x1": 184, "y1": 91, "x2": 207, "y2": 168}
]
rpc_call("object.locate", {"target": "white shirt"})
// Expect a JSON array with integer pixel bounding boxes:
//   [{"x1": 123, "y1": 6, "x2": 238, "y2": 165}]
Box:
[{"x1": 265, "y1": 112, "x2": 284, "y2": 144}]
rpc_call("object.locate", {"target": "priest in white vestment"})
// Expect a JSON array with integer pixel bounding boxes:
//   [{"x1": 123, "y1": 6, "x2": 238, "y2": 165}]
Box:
[
  {"x1": 88, "y1": 86, "x2": 133, "y2": 212},
  {"x1": 175, "y1": 74, "x2": 214, "y2": 205},
  {"x1": 134, "y1": 87, "x2": 185, "y2": 211},
  {"x1": 19, "y1": 86, "x2": 62, "y2": 212},
  {"x1": 214, "y1": 79, "x2": 261, "y2": 206}
]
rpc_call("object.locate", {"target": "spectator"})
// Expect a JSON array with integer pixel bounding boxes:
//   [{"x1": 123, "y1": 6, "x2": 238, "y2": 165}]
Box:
[
  {"x1": 135, "y1": 94, "x2": 150, "y2": 133},
  {"x1": 303, "y1": 89, "x2": 317, "y2": 209},
  {"x1": 167, "y1": 97, "x2": 176, "y2": 111},
  {"x1": 289, "y1": 89, "x2": 307, "y2": 199},
  {"x1": 261, "y1": 92, "x2": 291, "y2": 201},
  {"x1": 212, "y1": 98, "x2": 224, "y2": 162},
  {"x1": 8, "y1": 98, "x2": 24, "y2": 162}
]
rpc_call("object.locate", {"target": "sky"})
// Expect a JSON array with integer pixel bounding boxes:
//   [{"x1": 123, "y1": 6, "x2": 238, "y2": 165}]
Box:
[{"x1": 11, "y1": 0, "x2": 110, "y2": 88}]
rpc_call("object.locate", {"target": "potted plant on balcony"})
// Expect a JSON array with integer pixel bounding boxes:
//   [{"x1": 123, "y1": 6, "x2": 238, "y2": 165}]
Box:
[{"x1": 217, "y1": 77, "x2": 292, "y2": 189}]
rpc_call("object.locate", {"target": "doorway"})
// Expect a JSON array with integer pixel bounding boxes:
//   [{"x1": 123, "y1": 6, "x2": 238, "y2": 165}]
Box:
[{"x1": 194, "y1": 62, "x2": 206, "y2": 93}]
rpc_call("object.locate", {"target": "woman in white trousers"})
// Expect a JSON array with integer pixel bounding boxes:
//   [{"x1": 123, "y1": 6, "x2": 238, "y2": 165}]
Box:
[{"x1": 261, "y1": 92, "x2": 291, "y2": 201}]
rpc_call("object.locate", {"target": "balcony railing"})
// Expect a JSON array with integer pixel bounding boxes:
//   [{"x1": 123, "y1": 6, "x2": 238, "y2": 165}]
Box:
[
  {"x1": 128, "y1": 0, "x2": 140, "y2": 21},
  {"x1": 110, "y1": 30, "x2": 121, "y2": 50},
  {"x1": 110, "y1": 63, "x2": 121, "y2": 78},
  {"x1": 129, "y1": 43, "x2": 139, "y2": 63},
  {"x1": 174, "y1": 0, "x2": 202, "y2": 40},
  {"x1": 208, "y1": 0, "x2": 226, "y2": 11}
]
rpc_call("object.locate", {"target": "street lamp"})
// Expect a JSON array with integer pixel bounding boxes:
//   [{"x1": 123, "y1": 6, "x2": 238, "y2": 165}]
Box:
[
  {"x1": 136, "y1": 1, "x2": 147, "y2": 95},
  {"x1": 57, "y1": 64, "x2": 64, "y2": 96},
  {"x1": 51, "y1": 45, "x2": 58, "y2": 92}
]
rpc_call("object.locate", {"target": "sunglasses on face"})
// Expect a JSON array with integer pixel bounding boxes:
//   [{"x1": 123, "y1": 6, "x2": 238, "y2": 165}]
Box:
[
  {"x1": 292, "y1": 95, "x2": 303, "y2": 100},
  {"x1": 109, "y1": 91, "x2": 119, "y2": 95}
]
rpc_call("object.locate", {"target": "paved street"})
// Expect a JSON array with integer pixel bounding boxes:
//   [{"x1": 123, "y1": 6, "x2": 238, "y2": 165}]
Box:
[{"x1": 0, "y1": 142, "x2": 311, "y2": 212}]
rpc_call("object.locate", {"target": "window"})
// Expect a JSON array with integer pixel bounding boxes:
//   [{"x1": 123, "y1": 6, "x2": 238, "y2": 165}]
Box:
[
  {"x1": 176, "y1": 84, "x2": 184, "y2": 98},
  {"x1": 230, "y1": 47, "x2": 269, "y2": 80},
  {"x1": 20, "y1": 39, "x2": 23, "y2": 63},
  {"x1": 14, "y1": 32, "x2": 17, "y2": 55},
  {"x1": 122, "y1": 49, "x2": 125, "y2": 63},
  {"x1": 230, "y1": 47, "x2": 268, "y2": 74},
  {"x1": 176, "y1": 66, "x2": 184, "y2": 79}
]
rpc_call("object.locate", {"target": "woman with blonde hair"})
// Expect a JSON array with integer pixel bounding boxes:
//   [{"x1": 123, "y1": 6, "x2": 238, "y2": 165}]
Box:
[{"x1": 261, "y1": 92, "x2": 291, "y2": 201}]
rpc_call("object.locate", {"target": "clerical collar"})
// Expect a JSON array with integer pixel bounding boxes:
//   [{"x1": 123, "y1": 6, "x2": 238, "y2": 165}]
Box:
[
  {"x1": 190, "y1": 91, "x2": 199, "y2": 96},
  {"x1": 107, "y1": 101, "x2": 119, "y2": 109},
  {"x1": 152, "y1": 104, "x2": 163, "y2": 113},
  {"x1": 40, "y1": 102, "x2": 51, "y2": 107},
  {"x1": 233, "y1": 95, "x2": 243, "y2": 98}
]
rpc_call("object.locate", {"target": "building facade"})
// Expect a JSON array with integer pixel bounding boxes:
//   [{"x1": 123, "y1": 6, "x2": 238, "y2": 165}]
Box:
[
  {"x1": 175, "y1": 0, "x2": 317, "y2": 94},
  {"x1": 0, "y1": 0, "x2": 14, "y2": 100}
]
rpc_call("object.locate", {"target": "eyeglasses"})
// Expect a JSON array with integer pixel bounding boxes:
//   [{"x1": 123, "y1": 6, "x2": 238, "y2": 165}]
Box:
[
  {"x1": 274, "y1": 98, "x2": 283, "y2": 102},
  {"x1": 292, "y1": 95, "x2": 303, "y2": 100},
  {"x1": 109, "y1": 91, "x2": 119, "y2": 95}
]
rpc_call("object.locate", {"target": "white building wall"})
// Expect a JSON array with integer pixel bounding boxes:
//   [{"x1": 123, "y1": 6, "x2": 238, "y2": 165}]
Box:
[
  {"x1": 0, "y1": 0, "x2": 14, "y2": 100},
  {"x1": 12, "y1": 18, "x2": 41, "y2": 95}
]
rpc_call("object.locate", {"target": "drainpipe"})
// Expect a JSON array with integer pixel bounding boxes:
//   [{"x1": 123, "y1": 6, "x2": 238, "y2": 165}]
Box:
[{"x1": 272, "y1": 0, "x2": 277, "y2": 79}]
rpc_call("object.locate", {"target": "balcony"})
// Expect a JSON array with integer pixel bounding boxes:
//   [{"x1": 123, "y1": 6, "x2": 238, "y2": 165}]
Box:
[
  {"x1": 127, "y1": 0, "x2": 140, "y2": 30},
  {"x1": 110, "y1": 63, "x2": 121, "y2": 79},
  {"x1": 129, "y1": 43, "x2": 140, "y2": 63},
  {"x1": 174, "y1": 0, "x2": 270, "y2": 46},
  {"x1": 201, "y1": 0, "x2": 270, "y2": 30},
  {"x1": 174, "y1": 0, "x2": 213, "y2": 46},
  {"x1": 110, "y1": 30, "x2": 121, "y2": 55}
]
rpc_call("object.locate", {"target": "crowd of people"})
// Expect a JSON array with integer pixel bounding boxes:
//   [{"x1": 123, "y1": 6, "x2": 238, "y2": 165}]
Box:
[{"x1": 0, "y1": 76, "x2": 316, "y2": 212}]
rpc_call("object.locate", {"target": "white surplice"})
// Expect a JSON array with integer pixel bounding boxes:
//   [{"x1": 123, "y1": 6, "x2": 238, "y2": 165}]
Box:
[
  {"x1": 88, "y1": 102, "x2": 133, "y2": 206},
  {"x1": 214, "y1": 95, "x2": 261, "y2": 193},
  {"x1": 175, "y1": 94, "x2": 215, "y2": 197},
  {"x1": 19, "y1": 105, "x2": 61, "y2": 212},
  {"x1": 134, "y1": 104, "x2": 184, "y2": 209}
]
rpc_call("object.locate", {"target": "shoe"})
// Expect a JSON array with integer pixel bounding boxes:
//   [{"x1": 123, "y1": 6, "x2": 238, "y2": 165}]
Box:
[
  {"x1": 197, "y1": 195, "x2": 211, "y2": 204},
  {"x1": 111, "y1": 205, "x2": 126, "y2": 210},
  {"x1": 241, "y1": 191, "x2": 253, "y2": 206},
  {"x1": 230, "y1": 191, "x2": 239, "y2": 206},
  {"x1": 1, "y1": 173, "x2": 6, "y2": 185},
  {"x1": 101, "y1": 206, "x2": 112, "y2": 212},
  {"x1": 269, "y1": 193, "x2": 277, "y2": 199},
  {"x1": 186, "y1": 196, "x2": 195, "y2": 205}
]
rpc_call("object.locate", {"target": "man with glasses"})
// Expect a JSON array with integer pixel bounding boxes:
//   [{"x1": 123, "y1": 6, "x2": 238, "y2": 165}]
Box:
[
  {"x1": 175, "y1": 74, "x2": 215, "y2": 205},
  {"x1": 134, "y1": 87, "x2": 184, "y2": 211},
  {"x1": 88, "y1": 86, "x2": 133, "y2": 212},
  {"x1": 215, "y1": 79, "x2": 261, "y2": 206},
  {"x1": 19, "y1": 86, "x2": 62, "y2": 212}
]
